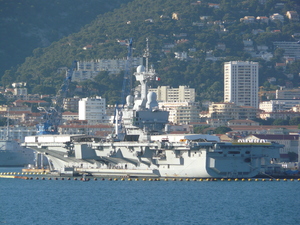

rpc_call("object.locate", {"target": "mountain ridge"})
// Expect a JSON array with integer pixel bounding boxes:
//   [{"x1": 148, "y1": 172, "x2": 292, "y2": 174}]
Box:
[{"x1": 2, "y1": 0, "x2": 300, "y2": 104}]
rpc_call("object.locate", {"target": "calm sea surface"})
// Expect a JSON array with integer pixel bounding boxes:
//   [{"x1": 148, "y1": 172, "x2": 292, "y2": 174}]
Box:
[{"x1": 0, "y1": 167, "x2": 299, "y2": 225}]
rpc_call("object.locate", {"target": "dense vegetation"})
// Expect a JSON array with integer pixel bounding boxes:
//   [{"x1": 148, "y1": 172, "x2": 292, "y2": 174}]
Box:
[
  {"x1": 0, "y1": 0, "x2": 133, "y2": 77},
  {"x1": 2, "y1": 0, "x2": 300, "y2": 105}
]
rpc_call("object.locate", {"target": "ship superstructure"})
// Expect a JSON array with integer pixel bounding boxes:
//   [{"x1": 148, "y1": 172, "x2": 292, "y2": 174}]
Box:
[{"x1": 22, "y1": 41, "x2": 283, "y2": 178}]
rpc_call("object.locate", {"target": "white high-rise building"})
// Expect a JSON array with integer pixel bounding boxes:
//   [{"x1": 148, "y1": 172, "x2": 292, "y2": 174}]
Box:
[
  {"x1": 78, "y1": 96, "x2": 106, "y2": 124},
  {"x1": 224, "y1": 61, "x2": 259, "y2": 108}
]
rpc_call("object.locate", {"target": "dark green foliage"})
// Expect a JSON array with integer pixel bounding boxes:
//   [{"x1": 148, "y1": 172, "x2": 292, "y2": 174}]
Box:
[
  {"x1": 0, "y1": 94, "x2": 6, "y2": 105},
  {"x1": 0, "y1": 117, "x2": 12, "y2": 126},
  {"x1": 0, "y1": 0, "x2": 133, "y2": 76},
  {"x1": 272, "y1": 118, "x2": 289, "y2": 125},
  {"x1": 213, "y1": 126, "x2": 232, "y2": 134},
  {"x1": 289, "y1": 117, "x2": 300, "y2": 125},
  {"x1": 0, "y1": 117, "x2": 6, "y2": 127},
  {"x1": 1, "y1": 0, "x2": 300, "y2": 104},
  {"x1": 193, "y1": 125, "x2": 210, "y2": 134},
  {"x1": 252, "y1": 118, "x2": 275, "y2": 125},
  {"x1": 287, "y1": 152, "x2": 298, "y2": 162}
]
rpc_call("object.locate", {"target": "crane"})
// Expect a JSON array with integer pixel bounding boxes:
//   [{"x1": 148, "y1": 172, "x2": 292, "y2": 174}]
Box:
[
  {"x1": 114, "y1": 38, "x2": 133, "y2": 138},
  {"x1": 36, "y1": 60, "x2": 77, "y2": 135},
  {"x1": 121, "y1": 38, "x2": 133, "y2": 106}
]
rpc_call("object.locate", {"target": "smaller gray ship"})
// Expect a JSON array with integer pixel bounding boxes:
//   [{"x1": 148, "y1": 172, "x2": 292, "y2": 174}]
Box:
[
  {"x1": 0, "y1": 114, "x2": 35, "y2": 167},
  {"x1": 0, "y1": 140, "x2": 35, "y2": 167}
]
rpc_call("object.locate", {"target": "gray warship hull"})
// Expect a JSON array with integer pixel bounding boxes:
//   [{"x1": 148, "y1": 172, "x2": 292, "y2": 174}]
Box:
[{"x1": 23, "y1": 134, "x2": 282, "y2": 178}]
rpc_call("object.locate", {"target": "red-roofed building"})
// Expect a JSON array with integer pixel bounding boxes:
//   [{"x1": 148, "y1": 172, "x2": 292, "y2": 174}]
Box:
[
  {"x1": 13, "y1": 99, "x2": 48, "y2": 107},
  {"x1": 227, "y1": 119, "x2": 259, "y2": 126}
]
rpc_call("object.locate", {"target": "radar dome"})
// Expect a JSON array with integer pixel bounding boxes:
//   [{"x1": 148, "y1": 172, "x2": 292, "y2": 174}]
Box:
[
  {"x1": 146, "y1": 92, "x2": 158, "y2": 109},
  {"x1": 147, "y1": 92, "x2": 157, "y2": 102},
  {"x1": 136, "y1": 65, "x2": 145, "y2": 73},
  {"x1": 126, "y1": 95, "x2": 134, "y2": 106}
]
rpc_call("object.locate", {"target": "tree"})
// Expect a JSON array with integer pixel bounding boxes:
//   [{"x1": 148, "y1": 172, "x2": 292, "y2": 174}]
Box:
[
  {"x1": 287, "y1": 152, "x2": 298, "y2": 162},
  {"x1": 0, "y1": 94, "x2": 7, "y2": 105},
  {"x1": 272, "y1": 118, "x2": 289, "y2": 125},
  {"x1": 194, "y1": 125, "x2": 210, "y2": 134},
  {"x1": 214, "y1": 126, "x2": 232, "y2": 134},
  {"x1": 289, "y1": 117, "x2": 300, "y2": 125},
  {"x1": 1, "y1": 70, "x2": 15, "y2": 88}
]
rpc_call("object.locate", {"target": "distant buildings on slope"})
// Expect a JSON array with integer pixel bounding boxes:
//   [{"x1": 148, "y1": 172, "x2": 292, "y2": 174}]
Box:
[
  {"x1": 71, "y1": 58, "x2": 143, "y2": 82},
  {"x1": 149, "y1": 85, "x2": 200, "y2": 124}
]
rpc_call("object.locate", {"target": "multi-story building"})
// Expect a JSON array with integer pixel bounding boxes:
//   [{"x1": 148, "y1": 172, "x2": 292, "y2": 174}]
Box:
[
  {"x1": 201, "y1": 102, "x2": 258, "y2": 123},
  {"x1": 62, "y1": 112, "x2": 79, "y2": 122},
  {"x1": 158, "y1": 102, "x2": 201, "y2": 124},
  {"x1": 269, "y1": 13, "x2": 284, "y2": 23},
  {"x1": 273, "y1": 42, "x2": 300, "y2": 59},
  {"x1": 4, "y1": 83, "x2": 40, "y2": 101},
  {"x1": 72, "y1": 57, "x2": 143, "y2": 82},
  {"x1": 149, "y1": 86, "x2": 195, "y2": 102},
  {"x1": 227, "y1": 119, "x2": 259, "y2": 126},
  {"x1": 63, "y1": 97, "x2": 80, "y2": 112},
  {"x1": 259, "y1": 111, "x2": 300, "y2": 120},
  {"x1": 259, "y1": 99, "x2": 300, "y2": 112},
  {"x1": 78, "y1": 96, "x2": 106, "y2": 124},
  {"x1": 224, "y1": 61, "x2": 259, "y2": 108},
  {"x1": 276, "y1": 88, "x2": 300, "y2": 99},
  {"x1": 286, "y1": 11, "x2": 299, "y2": 21}
]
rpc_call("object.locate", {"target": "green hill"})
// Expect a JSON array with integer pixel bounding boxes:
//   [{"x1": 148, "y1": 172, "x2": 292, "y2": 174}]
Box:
[
  {"x1": 0, "y1": 0, "x2": 133, "y2": 77},
  {"x1": 2, "y1": 0, "x2": 300, "y2": 104}
]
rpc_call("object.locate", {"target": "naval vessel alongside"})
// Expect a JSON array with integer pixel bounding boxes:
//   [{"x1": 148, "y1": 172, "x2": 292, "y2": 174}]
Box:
[
  {"x1": 0, "y1": 116, "x2": 35, "y2": 167},
  {"x1": 0, "y1": 140, "x2": 35, "y2": 167},
  {"x1": 22, "y1": 43, "x2": 283, "y2": 178}
]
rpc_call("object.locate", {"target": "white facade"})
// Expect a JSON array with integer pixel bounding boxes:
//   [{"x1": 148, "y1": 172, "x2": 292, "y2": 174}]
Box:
[
  {"x1": 62, "y1": 112, "x2": 79, "y2": 121},
  {"x1": 149, "y1": 86, "x2": 195, "y2": 102},
  {"x1": 78, "y1": 96, "x2": 106, "y2": 124},
  {"x1": 224, "y1": 61, "x2": 259, "y2": 108},
  {"x1": 158, "y1": 101, "x2": 201, "y2": 124},
  {"x1": 72, "y1": 57, "x2": 143, "y2": 82},
  {"x1": 260, "y1": 99, "x2": 300, "y2": 112},
  {"x1": 202, "y1": 102, "x2": 258, "y2": 121}
]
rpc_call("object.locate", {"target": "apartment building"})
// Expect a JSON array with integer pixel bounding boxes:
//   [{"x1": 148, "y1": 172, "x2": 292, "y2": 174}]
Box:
[
  {"x1": 158, "y1": 102, "x2": 201, "y2": 124},
  {"x1": 273, "y1": 41, "x2": 300, "y2": 59},
  {"x1": 63, "y1": 97, "x2": 80, "y2": 112},
  {"x1": 224, "y1": 61, "x2": 259, "y2": 108},
  {"x1": 260, "y1": 99, "x2": 300, "y2": 112},
  {"x1": 149, "y1": 85, "x2": 195, "y2": 102},
  {"x1": 276, "y1": 88, "x2": 300, "y2": 99},
  {"x1": 72, "y1": 57, "x2": 143, "y2": 82},
  {"x1": 78, "y1": 96, "x2": 106, "y2": 124},
  {"x1": 201, "y1": 102, "x2": 258, "y2": 121}
]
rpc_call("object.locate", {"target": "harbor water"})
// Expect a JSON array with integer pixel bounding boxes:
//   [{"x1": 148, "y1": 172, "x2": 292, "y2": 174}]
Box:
[{"x1": 0, "y1": 167, "x2": 299, "y2": 225}]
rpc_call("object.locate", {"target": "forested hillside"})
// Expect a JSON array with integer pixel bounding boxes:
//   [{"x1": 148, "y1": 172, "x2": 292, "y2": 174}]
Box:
[
  {"x1": 2, "y1": 0, "x2": 300, "y2": 104},
  {"x1": 0, "y1": 0, "x2": 133, "y2": 76}
]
